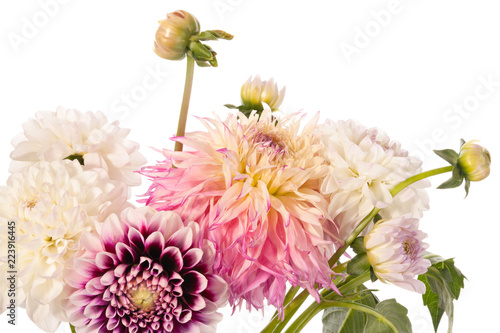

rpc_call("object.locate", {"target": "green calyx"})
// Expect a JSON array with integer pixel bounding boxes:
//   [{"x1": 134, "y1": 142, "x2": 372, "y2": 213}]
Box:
[
  {"x1": 188, "y1": 30, "x2": 233, "y2": 67},
  {"x1": 434, "y1": 139, "x2": 471, "y2": 196}
]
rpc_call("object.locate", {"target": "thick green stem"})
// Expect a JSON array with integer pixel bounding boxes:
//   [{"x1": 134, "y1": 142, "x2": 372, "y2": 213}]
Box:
[
  {"x1": 260, "y1": 289, "x2": 309, "y2": 333},
  {"x1": 174, "y1": 56, "x2": 195, "y2": 152},
  {"x1": 285, "y1": 272, "x2": 374, "y2": 333}
]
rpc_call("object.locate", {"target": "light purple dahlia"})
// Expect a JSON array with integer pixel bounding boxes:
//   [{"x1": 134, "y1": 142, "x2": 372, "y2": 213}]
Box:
[{"x1": 66, "y1": 207, "x2": 228, "y2": 333}]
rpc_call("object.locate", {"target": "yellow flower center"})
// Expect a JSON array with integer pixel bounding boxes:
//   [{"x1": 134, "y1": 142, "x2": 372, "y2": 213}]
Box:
[{"x1": 129, "y1": 285, "x2": 158, "y2": 312}]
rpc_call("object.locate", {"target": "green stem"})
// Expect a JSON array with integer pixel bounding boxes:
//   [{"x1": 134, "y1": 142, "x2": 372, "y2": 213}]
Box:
[
  {"x1": 288, "y1": 272, "x2": 371, "y2": 332},
  {"x1": 70, "y1": 324, "x2": 76, "y2": 333},
  {"x1": 261, "y1": 262, "x2": 350, "y2": 333},
  {"x1": 263, "y1": 166, "x2": 453, "y2": 332},
  {"x1": 260, "y1": 289, "x2": 309, "y2": 333},
  {"x1": 174, "y1": 56, "x2": 195, "y2": 152},
  {"x1": 329, "y1": 165, "x2": 453, "y2": 268},
  {"x1": 390, "y1": 165, "x2": 453, "y2": 197}
]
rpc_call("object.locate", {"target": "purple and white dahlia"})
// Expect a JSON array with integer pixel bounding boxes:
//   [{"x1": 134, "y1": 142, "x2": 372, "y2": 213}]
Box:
[{"x1": 66, "y1": 207, "x2": 228, "y2": 333}]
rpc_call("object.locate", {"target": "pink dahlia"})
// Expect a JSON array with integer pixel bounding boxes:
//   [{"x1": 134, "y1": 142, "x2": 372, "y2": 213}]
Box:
[
  {"x1": 364, "y1": 215, "x2": 431, "y2": 293},
  {"x1": 141, "y1": 110, "x2": 339, "y2": 313},
  {"x1": 66, "y1": 207, "x2": 228, "y2": 333}
]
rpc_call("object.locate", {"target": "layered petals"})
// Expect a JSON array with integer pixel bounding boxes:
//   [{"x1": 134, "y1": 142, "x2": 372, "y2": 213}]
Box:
[
  {"x1": 66, "y1": 207, "x2": 228, "y2": 333},
  {"x1": 141, "y1": 110, "x2": 340, "y2": 314}
]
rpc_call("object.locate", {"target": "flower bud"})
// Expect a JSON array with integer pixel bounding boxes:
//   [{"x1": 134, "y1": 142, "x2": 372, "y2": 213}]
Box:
[
  {"x1": 154, "y1": 10, "x2": 200, "y2": 60},
  {"x1": 458, "y1": 140, "x2": 491, "y2": 181},
  {"x1": 241, "y1": 75, "x2": 286, "y2": 111}
]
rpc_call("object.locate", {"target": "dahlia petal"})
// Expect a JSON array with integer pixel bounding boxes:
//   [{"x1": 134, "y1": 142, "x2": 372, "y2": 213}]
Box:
[
  {"x1": 183, "y1": 271, "x2": 208, "y2": 294},
  {"x1": 202, "y1": 275, "x2": 229, "y2": 306},
  {"x1": 183, "y1": 293, "x2": 206, "y2": 311},
  {"x1": 86, "y1": 277, "x2": 105, "y2": 295},
  {"x1": 177, "y1": 309, "x2": 192, "y2": 324},
  {"x1": 161, "y1": 246, "x2": 184, "y2": 272},
  {"x1": 128, "y1": 228, "x2": 145, "y2": 253},
  {"x1": 145, "y1": 231, "x2": 165, "y2": 258},
  {"x1": 100, "y1": 270, "x2": 116, "y2": 286},
  {"x1": 30, "y1": 277, "x2": 63, "y2": 304},
  {"x1": 84, "y1": 297, "x2": 105, "y2": 319},
  {"x1": 166, "y1": 227, "x2": 193, "y2": 253},
  {"x1": 102, "y1": 215, "x2": 128, "y2": 251},
  {"x1": 182, "y1": 248, "x2": 204, "y2": 269},
  {"x1": 115, "y1": 243, "x2": 136, "y2": 264},
  {"x1": 95, "y1": 252, "x2": 118, "y2": 271}
]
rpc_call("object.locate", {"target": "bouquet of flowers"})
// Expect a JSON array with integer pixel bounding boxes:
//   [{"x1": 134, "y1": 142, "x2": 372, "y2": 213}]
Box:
[{"x1": 0, "y1": 9, "x2": 492, "y2": 333}]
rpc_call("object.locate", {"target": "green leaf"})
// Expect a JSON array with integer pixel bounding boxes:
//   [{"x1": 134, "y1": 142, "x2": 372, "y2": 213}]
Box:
[
  {"x1": 437, "y1": 176, "x2": 463, "y2": 189},
  {"x1": 70, "y1": 324, "x2": 76, "y2": 333},
  {"x1": 322, "y1": 286, "x2": 378, "y2": 333},
  {"x1": 350, "y1": 237, "x2": 366, "y2": 254},
  {"x1": 418, "y1": 255, "x2": 466, "y2": 332},
  {"x1": 434, "y1": 149, "x2": 459, "y2": 166},
  {"x1": 464, "y1": 179, "x2": 470, "y2": 197},
  {"x1": 363, "y1": 299, "x2": 412, "y2": 333},
  {"x1": 347, "y1": 253, "x2": 370, "y2": 277}
]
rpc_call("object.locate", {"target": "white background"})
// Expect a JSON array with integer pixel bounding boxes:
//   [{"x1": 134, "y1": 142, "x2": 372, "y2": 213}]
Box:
[{"x1": 1, "y1": 0, "x2": 499, "y2": 332}]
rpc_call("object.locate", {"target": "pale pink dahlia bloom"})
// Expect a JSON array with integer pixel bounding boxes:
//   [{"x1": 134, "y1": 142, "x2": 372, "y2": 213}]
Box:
[
  {"x1": 141, "y1": 110, "x2": 339, "y2": 313},
  {"x1": 67, "y1": 207, "x2": 228, "y2": 333},
  {"x1": 9, "y1": 106, "x2": 147, "y2": 186},
  {"x1": 319, "y1": 119, "x2": 429, "y2": 245},
  {"x1": 364, "y1": 215, "x2": 431, "y2": 293},
  {"x1": 0, "y1": 160, "x2": 129, "y2": 332}
]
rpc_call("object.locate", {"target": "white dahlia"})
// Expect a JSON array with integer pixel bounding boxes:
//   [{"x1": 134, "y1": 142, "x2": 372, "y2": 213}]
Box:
[
  {"x1": 0, "y1": 160, "x2": 129, "y2": 332},
  {"x1": 319, "y1": 120, "x2": 429, "y2": 244},
  {"x1": 9, "y1": 106, "x2": 147, "y2": 186}
]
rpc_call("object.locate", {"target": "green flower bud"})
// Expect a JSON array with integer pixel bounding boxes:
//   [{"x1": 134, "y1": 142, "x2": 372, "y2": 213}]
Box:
[
  {"x1": 154, "y1": 10, "x2": 200, "y2": 61},
  {"x1": 458, "y1": 140, "x2": 491, "y2": 181},
  {"x1": 240, "y1": 75, "x2": 286, "y2": 111}
]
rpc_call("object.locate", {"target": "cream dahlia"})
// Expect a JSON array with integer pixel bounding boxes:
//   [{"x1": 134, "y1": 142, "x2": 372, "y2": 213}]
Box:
[
  {"x1": 141, "y1": 110, "x2": 339, "y2": 313},
  {"x1": 364, "y1": 215, "x2": 431, "y2": 293},
  {"x1": 0, "y1": 160, "x2": 129, "y2": 332},
  {"x1": 9, "y1": 106, "x2": 147, "y2": 186},
  {"x1": 319, "y1": 119, "x2": 429, "y2": 245},
  {"x1": 67, "y1": 207, "x2": 228, "y2": 333}
]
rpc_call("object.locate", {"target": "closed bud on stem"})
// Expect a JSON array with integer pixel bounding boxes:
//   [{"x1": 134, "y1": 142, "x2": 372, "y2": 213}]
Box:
[
  {"x1": 154, "y1": 10, "x2": 200, "y2": 60},
  {"x1": 154, "y1": 10, "x2": 232, "y2": 67},
  {"x1": 458, "y1": 140, "x2": 491, "y2": 181}
]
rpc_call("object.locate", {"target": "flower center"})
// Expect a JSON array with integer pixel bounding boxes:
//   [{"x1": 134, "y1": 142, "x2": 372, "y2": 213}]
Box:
[
  {"x1": 253, "y1": 131, "x2": 288, "y2": 161},
  {"x1": 129, "y1": 284, "x2": 158, "y2": 312},
  {"x1": 26, "y1": 199, "x2": 38, "y2": 209},
  {"x1": 402, "y1": 238, "x2": 417, "y2": 260}
]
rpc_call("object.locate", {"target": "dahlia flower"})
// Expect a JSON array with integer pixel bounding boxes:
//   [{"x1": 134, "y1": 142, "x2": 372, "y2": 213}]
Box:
[
  {"x1": 319, "y1": 119, "x2": 429, "y2": 244},
  {"x1": 141, "y1": 109, "x2": 339, "y2": 313},
  {"x1": 0, "y1": 160, "x2": 129, "y2": 332},
  {"x1": 9, "y1": 106, "x2": 147, "y2": 186},
  {"x1": 67, "y1": 206, "x2": 228, "y2": 333},
  {"x1": 364, "y1": 215, "x2": 431, "y2": 293}
]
